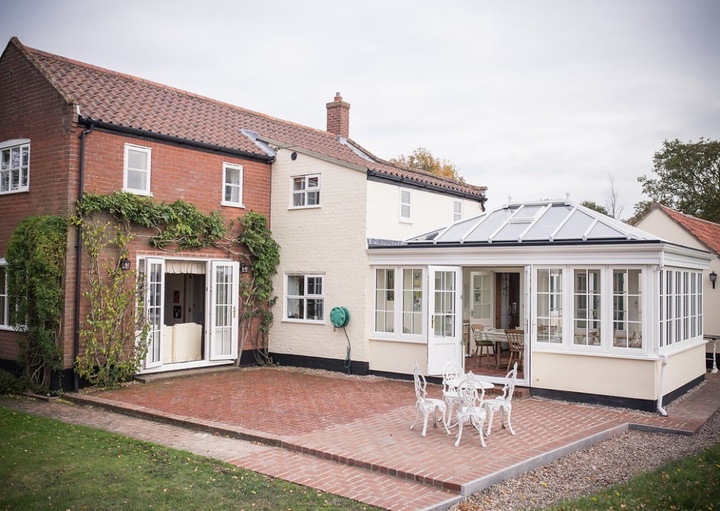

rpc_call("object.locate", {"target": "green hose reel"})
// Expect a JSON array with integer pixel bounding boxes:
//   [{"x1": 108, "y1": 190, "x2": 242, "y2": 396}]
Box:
[{"x1": 330, "y1": 306, "x2": 350, "y2": 328}]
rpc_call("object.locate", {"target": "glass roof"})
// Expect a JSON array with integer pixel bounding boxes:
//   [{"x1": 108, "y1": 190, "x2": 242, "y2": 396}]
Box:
[{"x1": 406, "y1": 201, "x2": 662, "y2": 245}]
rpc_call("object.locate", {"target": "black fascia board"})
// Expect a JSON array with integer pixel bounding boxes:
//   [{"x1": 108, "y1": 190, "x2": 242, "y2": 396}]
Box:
[
  {"x1": 368, "y1": 238, "x2": 665, "y2": 249},
  {"x1": 78, "y1": 117, "x2": 275, "y2": 163},
  {"x1": 366, "y1": 169, "x2": 487, "y2": 204}
]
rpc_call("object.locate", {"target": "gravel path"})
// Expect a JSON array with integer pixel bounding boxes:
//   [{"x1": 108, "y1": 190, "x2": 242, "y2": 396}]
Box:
[{"x1": 449, "y1": 406, "x2": 720, "y2": 511}]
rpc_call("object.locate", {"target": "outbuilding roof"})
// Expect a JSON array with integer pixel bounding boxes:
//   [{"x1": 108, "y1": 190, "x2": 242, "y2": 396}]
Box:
[
  {"x1": 6, "y1": 37, "x2": 486, "y2": 202},
  {"x1": 644, "y1": 203, "x2": 720, "y2": 256},
  {"x1": 405, "y1": 200, "x2": 664, "y2": 246}
]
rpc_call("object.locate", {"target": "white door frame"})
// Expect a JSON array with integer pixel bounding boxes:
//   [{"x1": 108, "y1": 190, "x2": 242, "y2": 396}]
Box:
[
  {"x1": 208, "y1": 260, "x2": 239, "y2": 361},
  {"x1": 427, "y1": 265, "x2": 463, "y2": 375}
]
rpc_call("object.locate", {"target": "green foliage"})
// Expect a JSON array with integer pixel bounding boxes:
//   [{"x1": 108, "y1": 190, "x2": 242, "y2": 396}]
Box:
[
  {"x1": 77, "y1": 192, "x2": 227, "y2": 249},
  {"x1": 0, "y1": 408, "x2": 378, "y2": 511},
  {"x1": 74, "y1": 220, "x2": 149, "y2": 387},
  {"x1": 0, "y1": 369, "x2": 24, "y2": 395},
  {"x1": 236, "y1": 212, "x2": 280, "y2": 364},
  {"x1": 580, "y1": 200, "x2": 609, "y2": 216},
  {"x1": 637, "y1": 138, "x2": 720, "y2": 223},
  {"x1": 390, "y1": 147, "x2": 465, "y2": 182},
  {"x1": 6, "y1": 215, "x2": 67, "y2": 391}
]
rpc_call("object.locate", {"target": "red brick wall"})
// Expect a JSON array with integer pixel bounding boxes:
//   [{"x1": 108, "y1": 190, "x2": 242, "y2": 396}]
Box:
[{"x1": 1, "y1": 41, "x2": 273, "y2": 372}]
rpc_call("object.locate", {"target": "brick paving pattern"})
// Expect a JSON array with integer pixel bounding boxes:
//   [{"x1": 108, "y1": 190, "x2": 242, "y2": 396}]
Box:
[{"x1": 2, "y1": 366, "x2": 718, "y2": 511}]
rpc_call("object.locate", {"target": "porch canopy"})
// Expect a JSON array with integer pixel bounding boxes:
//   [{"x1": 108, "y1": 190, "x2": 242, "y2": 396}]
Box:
[{"x1": 368, "y1": 200, "x2": 713, "y2": 410}]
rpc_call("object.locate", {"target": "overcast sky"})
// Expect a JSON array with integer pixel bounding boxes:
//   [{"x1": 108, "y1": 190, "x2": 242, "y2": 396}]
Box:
[{"x1": 2, "y1": 0, "x2": 719, "y2": 219}]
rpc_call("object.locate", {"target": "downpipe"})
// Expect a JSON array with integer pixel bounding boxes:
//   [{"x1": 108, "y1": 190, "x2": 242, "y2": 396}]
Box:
[{"x1": 656, "y1": 353, "x2": 668, "y2": 416}]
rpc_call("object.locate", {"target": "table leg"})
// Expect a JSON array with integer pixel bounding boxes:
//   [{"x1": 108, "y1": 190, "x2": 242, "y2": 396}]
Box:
[{"x1": 495, "y1": 341, "x2": 501, "y2": 368}]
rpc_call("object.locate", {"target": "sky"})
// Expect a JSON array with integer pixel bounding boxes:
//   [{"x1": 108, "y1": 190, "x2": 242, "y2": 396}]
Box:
[{"x1": 2, "y1": 0, "x2": 719, "y2": 219}]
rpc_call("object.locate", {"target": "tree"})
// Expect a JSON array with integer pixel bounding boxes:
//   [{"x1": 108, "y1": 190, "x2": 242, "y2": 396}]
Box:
[
  {"x1": 604, "y1": 174, "x2": 625, "y2": 219},
  {"x1": 636, "y1": 138, "x2": 720, "y2": 223},
  {"x1": 390, "y1": 147, "x2": 464, "y2": 182},
  {"x1": 580, "y1": 200, "x2": 609, "y2": 216}
]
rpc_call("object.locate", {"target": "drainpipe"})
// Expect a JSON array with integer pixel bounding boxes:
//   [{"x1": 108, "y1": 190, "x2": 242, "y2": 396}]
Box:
[
  {"x1": 656, "y1": 353, "x2": 668, "y2": 416},
  {"x1": 73, "y1": 121, "x2": 94, "y2": 392}
]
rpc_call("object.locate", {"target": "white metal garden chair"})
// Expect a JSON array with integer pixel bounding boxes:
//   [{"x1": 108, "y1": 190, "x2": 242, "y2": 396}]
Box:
[
  {"x1": 441, "y1": 359, "x2": 464, "y2": 427},
  {"x1": 484, "y1": 362, "x2": 518, "y2": 436},
  {"x1": 454, "y1": 372, "x2": 488, "y2": 448},
  {"x1": 411, "y1": 363, "x2": 451, "y2": 437}
]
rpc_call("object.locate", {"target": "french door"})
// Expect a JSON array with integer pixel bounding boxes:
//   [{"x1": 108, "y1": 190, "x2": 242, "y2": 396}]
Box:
[
  {"x1": 209, "y1": 261, "x2": 239, "y2": 360},
  {"x1": 143, "y1": 258, "x2": 165, "y2": 369},
  {"x1": 427, "y1": 266, "x2": 462, "y2": 375}
]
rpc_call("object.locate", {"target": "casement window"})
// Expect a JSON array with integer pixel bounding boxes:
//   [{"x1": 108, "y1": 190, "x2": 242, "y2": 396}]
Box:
[
  {"x1": 573, "y1": 269, "x2": 601, "y2": 346},
  {"x1": 453, "y1": 200, "x2": 462, "y2": 222},
  {"x1": 399, "y1": 188, "x2": 412, "y2": 222},
  {"x1": 291, "y1": 174, "x2": 320, "y2": 208},
  {"x1": 612, "y1": 269, "x2": 643, "y2": 348},
  {"x1": 0, "y1": 262, "x2": 8, "y2": 329},
  {"x1": 374, "y1": 267, "x2": 424, "y2": 338},
  {"x1": 536, "y1": 268, "x2": 563, "y2": 343},
  {"x1": 0, "y1": 139, "x2": 30, "y2": 194},
  {"x1": 286, "y1": 274, "x2": 324, "y2": 321},
  {"x1": 659, "y1": 269, "x2": 702, "y2": 347},
  {"x1": 124, "y1": 144, "x2": 152, "y2": 195},
  {"x1": 222, "y1": 163, "x2": 244, "y2": 207}
]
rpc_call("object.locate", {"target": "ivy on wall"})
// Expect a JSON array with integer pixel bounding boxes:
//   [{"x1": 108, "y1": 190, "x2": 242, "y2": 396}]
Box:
[{"x1": 6, "y1": 215, "x2": 67, "y2": 391}]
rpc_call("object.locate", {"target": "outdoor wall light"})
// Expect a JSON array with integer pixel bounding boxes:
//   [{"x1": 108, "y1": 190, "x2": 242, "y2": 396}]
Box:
[
  {"x1": 240, "y1": 262, "x2": 250, "y2": 274},
  {"x1": 710, "y1": 271, "x2": 717, "y2": 290},
  {"x1": 119, "y1": 257, "x2": 131, "y2": 271}
]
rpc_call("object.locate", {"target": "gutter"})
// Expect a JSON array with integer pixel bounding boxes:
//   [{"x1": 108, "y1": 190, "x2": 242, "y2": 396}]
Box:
[{"x1": 77, "y1": 117, "x2": 275, "y2": 163}]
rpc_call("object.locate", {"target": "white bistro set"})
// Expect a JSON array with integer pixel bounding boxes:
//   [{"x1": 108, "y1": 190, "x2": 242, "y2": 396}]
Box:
[{"x1": 411, "y1": 360, "x2": 518, "y2": 447}]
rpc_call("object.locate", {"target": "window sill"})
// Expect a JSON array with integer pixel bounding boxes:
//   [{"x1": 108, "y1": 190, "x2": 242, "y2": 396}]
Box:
[
  {"x1": 283, "y1": 318, "x2": 325, "y2": 325},
  {"x1": 288, "y1": 205, "x2": 322, "y2": 210},
  {"x1": 123, "y1": 188, "x2": 153, "y2": 197},
  {"x1": 0, "y1": 188, "x2": 30, "y2": 195},
  {"x1": 221, "y1": 201, "x2": 245, "y2": 209}
]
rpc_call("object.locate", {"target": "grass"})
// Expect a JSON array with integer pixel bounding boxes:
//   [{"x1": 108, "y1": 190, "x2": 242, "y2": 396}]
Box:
[
  {"x1": 0, "y1": 407, "x2": 380, "y2": 511},
  {"x1": 540, "y1": 440, "x2": 720, "y2": 511}
]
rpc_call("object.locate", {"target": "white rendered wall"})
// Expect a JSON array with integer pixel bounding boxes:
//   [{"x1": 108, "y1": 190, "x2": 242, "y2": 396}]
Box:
[
  {"x1": 366, "y1": 180, "x2": 484, "y2": 241},
  {"x1": 269, "y1": 150, "x2": 370, "y2": 363}
]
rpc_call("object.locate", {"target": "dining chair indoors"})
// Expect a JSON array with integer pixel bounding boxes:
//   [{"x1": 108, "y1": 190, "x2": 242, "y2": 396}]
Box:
[
  {"x1": 484, "y1": 362, "x2": 517, "y2": 436},
  {"x1": 505, "y1": 329, "x2": 525, "y2": 372},
  {"x1": 454, "y1": 372, "x2": 488, "y2": 448},
  {"x1": 411, "y1": 363, "x2": 451, "y2": 437},
  {"x1": 471, "y1": 324, "x2": 494, "y2": 362}
]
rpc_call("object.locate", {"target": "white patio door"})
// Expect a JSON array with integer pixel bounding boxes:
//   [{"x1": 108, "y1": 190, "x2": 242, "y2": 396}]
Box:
[
  {"x1": 209, "y1": 261, "x2": 239, "y2": 360},
  {"x1": 470, "y1": 271, "x2": 494, "y2": 327},
  {"x1": 143, "y1": 258, "x2": 165, "y2": 369},
  {"x1": 427, "y1": 266, "x2": 462, "y2": 375}
]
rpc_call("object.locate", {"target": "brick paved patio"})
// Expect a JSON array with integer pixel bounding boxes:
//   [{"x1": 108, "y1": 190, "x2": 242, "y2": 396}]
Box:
[{"x1": 3, "y1": 367, "x2": 719, "y2": 511}]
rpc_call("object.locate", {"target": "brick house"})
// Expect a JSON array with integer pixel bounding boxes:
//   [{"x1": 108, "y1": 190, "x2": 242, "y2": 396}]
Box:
[{"x1": 0, "y1": 37, "x2": 486, "y2": 388}]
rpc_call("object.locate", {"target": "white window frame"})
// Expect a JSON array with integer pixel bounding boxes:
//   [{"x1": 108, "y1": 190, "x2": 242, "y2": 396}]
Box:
[
  {"x1": 534, "y1": 265, "x2": 651, "y2": 354},
  {"x1": 453, "y1": 200, "x2": 462, "y2": 222},
  {"x1": 221, "y1": 162, "x2": 244, "y2": 208},
  {"x1": 372, "y1": 266, "x2": 425, "y2": 341},
  {"x1": 0, "y1": 139, "x2": 30, "y2": 194},
  {"x1": 285, "y1": 274, "x2": 325, "y2": 322},
  {"x1": 290, "y1": 174, "x2": 321, "y2": 209},
  {"x1": 659, "y1": 268, "x2": 703, "y2": 348},
  {"x1": 0, "y1": 260, "x2": 9, "y2": 329},
  {"x1": 123, "y1": 143, "x2": 152, "y2": 195},
  {"x1": 399, "y1": 188, "x2": 412, "y2": 223}
]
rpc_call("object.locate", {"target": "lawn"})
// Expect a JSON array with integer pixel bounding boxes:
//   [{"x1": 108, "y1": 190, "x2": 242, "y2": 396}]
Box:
[{"x1": 0, "y1": 407, "x2": 379, "y2": 511}]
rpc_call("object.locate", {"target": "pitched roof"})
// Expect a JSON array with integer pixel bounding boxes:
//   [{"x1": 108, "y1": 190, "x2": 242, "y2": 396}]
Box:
[
  {"x1": 650, "y1": 203, "x2": 720, "y2": 256},
  {"x1": 403, "y1": 200, "x2": 663, "y2": 246},
  {"x1": 7, "y1": 37, "x2": 486, "y2": 202}
]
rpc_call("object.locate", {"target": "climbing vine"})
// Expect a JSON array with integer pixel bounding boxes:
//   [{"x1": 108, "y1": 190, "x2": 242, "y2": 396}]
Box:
[
  {"x1": 235, "y1": 212, "x2": 280, "y2": 365},
  {"x1": 74, "y1": 192, "x2": 280, "y2": 375},
  {"x1": 6, "y1": 215, "x2": 67, "y2": 391},
  {"x1": 73, "y1": 220, "x2": 150, "y2": 387}
]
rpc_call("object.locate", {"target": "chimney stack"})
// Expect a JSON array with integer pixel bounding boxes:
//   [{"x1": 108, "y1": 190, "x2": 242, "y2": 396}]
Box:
[{"x1": 326, "y1": 92, "x2": 350, "y2": 138}]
